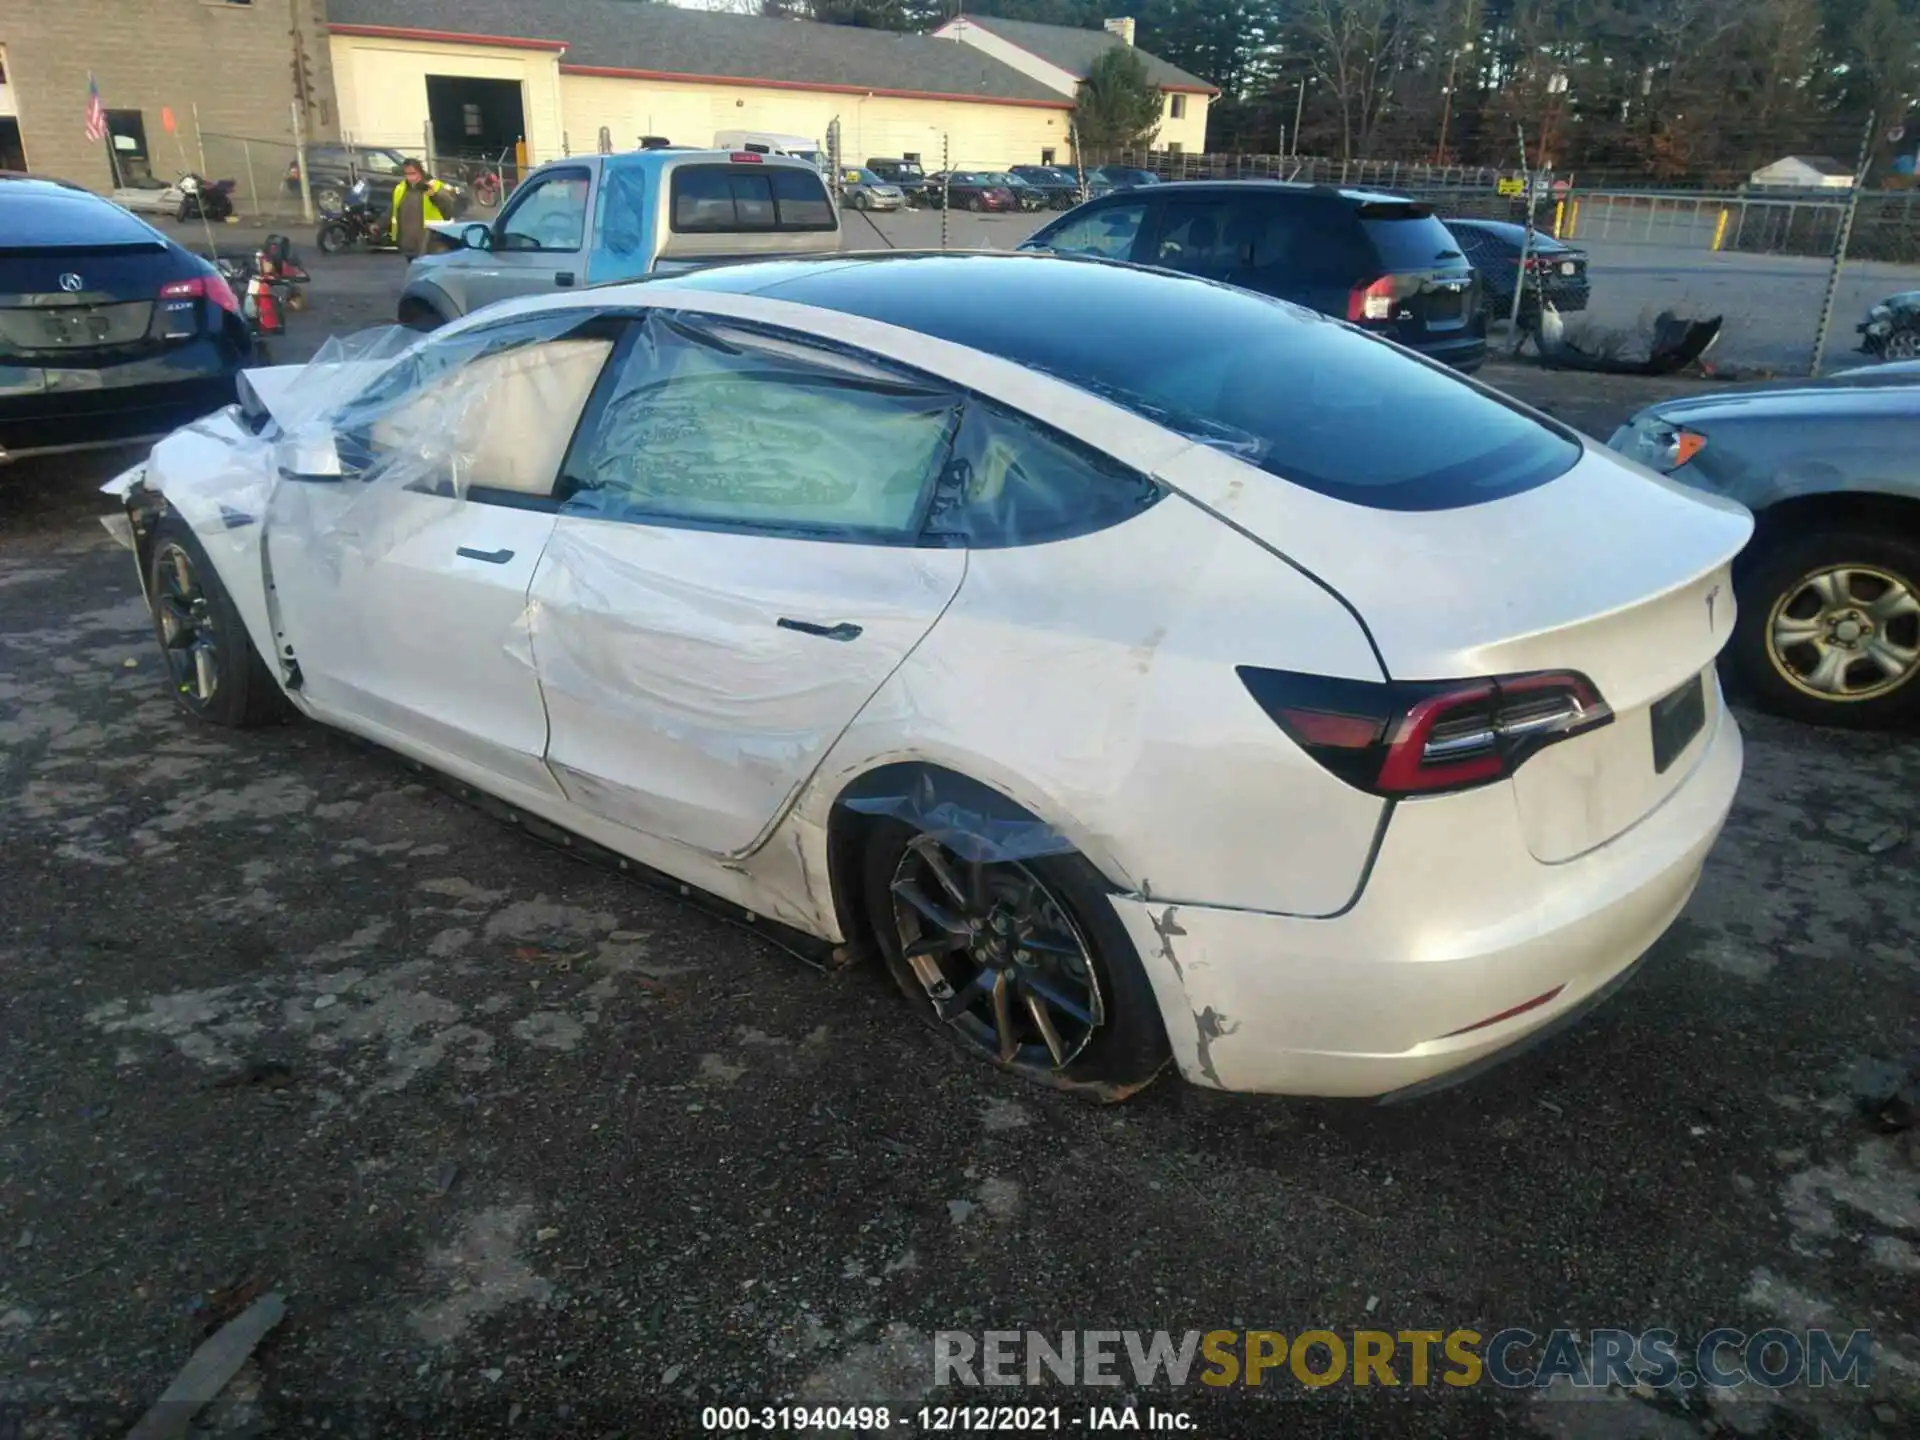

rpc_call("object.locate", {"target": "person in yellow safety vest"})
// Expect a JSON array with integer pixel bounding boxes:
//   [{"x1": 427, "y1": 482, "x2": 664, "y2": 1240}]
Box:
[{"x1": 390, "y1": 159, "x2": 453, "y2": 259}]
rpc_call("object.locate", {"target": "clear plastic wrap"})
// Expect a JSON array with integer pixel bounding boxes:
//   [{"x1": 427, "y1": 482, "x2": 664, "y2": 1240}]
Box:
[{"x1": 840, "y1": 768, "x2": 1076, "y2": 862}]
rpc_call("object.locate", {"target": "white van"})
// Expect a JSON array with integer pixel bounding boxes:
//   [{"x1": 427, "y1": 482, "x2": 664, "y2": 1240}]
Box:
[{"x1": 713, "y1": 130, "x2": 829, "y2": 171}]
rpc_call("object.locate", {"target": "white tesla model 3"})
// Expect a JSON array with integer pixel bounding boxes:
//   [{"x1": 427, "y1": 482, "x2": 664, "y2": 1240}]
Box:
[{"x1": 105, "y1": 253, "x2": 1750, "y2": 1101}]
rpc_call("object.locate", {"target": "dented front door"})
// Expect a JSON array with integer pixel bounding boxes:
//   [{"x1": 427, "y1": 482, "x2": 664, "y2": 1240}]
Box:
[{"x1": 525, "y1": 309, "x2": 967, "y2": 856}]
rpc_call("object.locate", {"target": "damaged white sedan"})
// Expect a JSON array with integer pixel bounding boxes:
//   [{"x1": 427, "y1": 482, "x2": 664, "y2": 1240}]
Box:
[{"x1": 106, "y1": 252, "x2": 1751, "y2": 1100}]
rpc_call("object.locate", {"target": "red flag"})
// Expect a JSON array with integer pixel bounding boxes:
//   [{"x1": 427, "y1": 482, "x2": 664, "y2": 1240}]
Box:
[{"x1": 85, "y1": 74, "x2": 108, "y2": 143}]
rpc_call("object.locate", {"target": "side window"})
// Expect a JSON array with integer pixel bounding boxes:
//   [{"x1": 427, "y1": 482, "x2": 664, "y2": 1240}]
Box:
[
  {"x1": 559, "y1": 314, "x2": 961, "y2": 540},
  {"x1": 1227, "y1": 200, "x2": 1308, "y2": 284},
  {"x1": 595, "y1": 167, "x2": 647, "y2": 257},
  {"x1": 927, "y1": 401, "x2": 1163, "y2": 548},
  {"x1": 329, "y1": 319, "x2": 613, "y2": 501},
  {"x1": 1151, "y1": 199, "x2": 1237, "y2": 277},
  {"x1": 1035, "y1": 201, "x2": 1147, "y2": 261},
  {"x1": 498, "y1": 169, "x2": 591, "y2": 252}
]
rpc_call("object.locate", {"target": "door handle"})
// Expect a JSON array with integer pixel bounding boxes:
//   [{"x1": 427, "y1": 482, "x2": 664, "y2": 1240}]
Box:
[
  {"x1": 555, "y1": 272, "x2": 575, "y2": 287},
  {"x1": 456, "y1": 546, "x2": 514, "y2": 564},
  {"x1": 777, "y1": 618, "x2": 863, "y2": 642}
]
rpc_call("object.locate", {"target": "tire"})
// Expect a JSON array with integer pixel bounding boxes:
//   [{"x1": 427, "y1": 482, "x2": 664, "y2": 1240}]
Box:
[
  {"x1": 966, "y1": 195, "x2": 984, "y2": 213},
  {"x1": 860, "y1": 816, "x2": 1169, "y2": 1098},
  {"x1": 145, "y1": 514, "x2": 290, "y2": 729},
  {"x1": 318, "y1": 221, "x2": 352, "y2": 255},
  {"x1": 1730, "y1": 525, "x2": 1920, "y2": 729},
  {"x1": 176, "y1": 200, "x2": 193, "y2": 223},
  {"x1": 1886, "y1": 325, "x2": 1920, "y2": 362}
]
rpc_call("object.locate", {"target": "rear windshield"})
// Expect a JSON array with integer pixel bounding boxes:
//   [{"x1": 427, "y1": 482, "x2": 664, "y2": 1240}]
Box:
[
  {"x1": 746, "y1": 256, "x2": 1579, "y2": 512},
  {"x1": 0, "y1": 192, "x2": 163, "y2": 249},
  {"x1": 670, "y1": 165, "x2": 835, "y2": 233},
  {"x1": 1361, "y1": 206, "x2": 1466, "y2": 270}
]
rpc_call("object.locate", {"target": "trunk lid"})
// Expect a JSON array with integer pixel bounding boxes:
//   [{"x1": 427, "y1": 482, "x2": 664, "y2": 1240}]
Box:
[
  {"x1": 1358, "y1": 203, "x2": 1479, "y2": 343},
  {"x1": 0, "y1": 241, "x2": 177, "y2": 360},
  {"x1": 1157, "y1": 441, "x2": 1752, "y2": 860}
]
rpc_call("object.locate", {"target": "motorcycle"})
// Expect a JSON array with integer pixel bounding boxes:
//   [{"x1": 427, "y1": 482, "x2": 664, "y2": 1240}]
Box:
[
  {"x1": 175, "y1": 173, "x2": 237, "y2": 223},
  {"x1": 471, "y1": 167, "x2": 504, "y2": 209},
  {"x1": 216, "y1": 235, "x2": 311, "y2": 354},
  {"x1": 316, "y1": 177, "x2": 393, "y2": 254}
]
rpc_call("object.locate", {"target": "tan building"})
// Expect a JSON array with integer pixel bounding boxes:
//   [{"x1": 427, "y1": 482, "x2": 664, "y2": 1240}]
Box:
[
  {"x1": 0, "y1": 0, "x2": 335, "y2": 194},
  {"x1": 932, "y1": 14, "x2": 1215, "y2": 154},
  {"x1": 324, "y1": 0, "x2": 1082, "y2": 174}
]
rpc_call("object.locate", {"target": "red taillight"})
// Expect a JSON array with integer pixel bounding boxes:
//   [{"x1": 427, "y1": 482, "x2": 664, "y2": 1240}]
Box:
[
  {"x1": 1347, "y1": 275, "x2": 1397, "y2": 323},
  {"x1": 1441, "y1": 985, "x2": 1566, "y2": 1037},
  {"x1": 159, "y1": 273, "x2": 241, "y2": 316},
  {"x1": 729, "y1": 151, "x2": 764, "y2": 163},
  {"x1": 1238, "y1": 667, "x2": 1612, "y2": 798}
]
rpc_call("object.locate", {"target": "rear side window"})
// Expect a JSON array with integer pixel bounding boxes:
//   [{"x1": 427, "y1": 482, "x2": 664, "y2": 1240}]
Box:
[
  {"x1": 927, "y1": 400, "x2": 1163, "y2": 548},
  {"x1": 671, "y1": 165, "x2": 835, "y2": 233},
  {"x1": 1360, "y1": 206, "x2": 1466, "y2": 270}
]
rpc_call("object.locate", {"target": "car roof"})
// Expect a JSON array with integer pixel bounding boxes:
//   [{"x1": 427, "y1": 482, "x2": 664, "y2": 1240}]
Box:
[
  {"x1": 1445, "y1": 217, "x2": 1569, "y2": 246},
  {"x1": 627, "y1": 250, "x2": 1324, "y2": 358},
  {"x1": 1081, "y1": 179, "x2": 1423, "y2": 207},
  {"x1": 0, "y1": 173, "x2": 88, "y2": 195},
  {"x1": 584, "y1": 147, "x2": 825, "y2": 176}
]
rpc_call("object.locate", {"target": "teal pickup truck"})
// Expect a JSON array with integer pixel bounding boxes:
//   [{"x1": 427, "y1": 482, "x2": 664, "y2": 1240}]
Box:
[{"x1": 397, "y1": 148, "x2": 842, "y2": 330}]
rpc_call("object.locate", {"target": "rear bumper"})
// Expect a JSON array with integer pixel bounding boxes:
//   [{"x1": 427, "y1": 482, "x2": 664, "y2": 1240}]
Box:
[
  {"x1": 1413, "y1": 335, "x2": 1490, "y2": 372},
  {"x1": 0, "y1": 339, "x2": 243, "y2": 463},
  {"x1": 1110, "y1": 697, "x2": 1743, "y2": 1097}
]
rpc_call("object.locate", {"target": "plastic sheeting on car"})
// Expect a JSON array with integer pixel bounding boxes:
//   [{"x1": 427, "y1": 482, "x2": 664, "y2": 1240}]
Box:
[
  {"x1": 840, "y1": 768, "x2": 1076, "y2": 863},
  {"x1": 153, "y1": 318, "x2": 607, "y2": 548},
  {"x1": 504, "y1": 311, "x2": 976, "y2": 856}
]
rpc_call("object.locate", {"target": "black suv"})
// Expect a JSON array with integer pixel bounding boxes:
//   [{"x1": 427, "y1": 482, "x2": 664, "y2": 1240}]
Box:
[
  {"x1": 1021, "y1": 181, "x2": 1486, "y2": 372},
  {"x1": 864, "y1": 157, "x2": 929, "y2": 204}
]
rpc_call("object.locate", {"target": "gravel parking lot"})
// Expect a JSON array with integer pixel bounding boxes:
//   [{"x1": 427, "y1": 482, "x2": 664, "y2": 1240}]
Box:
[{"x1": 1, "y1": 240, "x2": 1916, "y2": 1440}]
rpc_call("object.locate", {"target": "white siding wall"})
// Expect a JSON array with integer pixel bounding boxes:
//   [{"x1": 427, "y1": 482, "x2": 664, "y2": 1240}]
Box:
[
  {"x1": 559, "y1": 74, "x2": 1068, "y2": 170},
  {"x1": 330, "y1": 34, "x2": 566, "y2": 163}
]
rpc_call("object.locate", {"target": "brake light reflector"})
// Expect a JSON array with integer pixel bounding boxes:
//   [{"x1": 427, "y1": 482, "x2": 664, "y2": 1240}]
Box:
[
  {"x1": 158, "y1": 273, "x2": 241, "y2": 315},
  {"x1": 1348, "y1": 276, "x2": 1397, "y2": 322},
  {"x1": 1237, "y1": 667, "x2": 1612, "y2": 797}
]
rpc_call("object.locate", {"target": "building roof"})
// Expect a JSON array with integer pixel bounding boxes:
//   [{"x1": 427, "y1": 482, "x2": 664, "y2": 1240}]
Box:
[
  {"x1": 1764, "y1": 155, "x2": 1851, "y2": 176},
  {"x1": 326, "y1": 0, "x2": 1072, "y2": 108},
  {"x1": 937, "y1": 15, "x2": 1215, "y2": 94}
]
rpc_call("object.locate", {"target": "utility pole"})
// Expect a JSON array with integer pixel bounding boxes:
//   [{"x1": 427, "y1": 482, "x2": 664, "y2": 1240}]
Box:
[
  {"x1": 1434, "y1": 0, "x2": 1478, "y2": 164},
  {"x1": 1508, "y1": 122, "x2": 1534, "y2": 345},
  {"x1": 1812, "y1": 112, "x2": 1877, "y2": 375}
]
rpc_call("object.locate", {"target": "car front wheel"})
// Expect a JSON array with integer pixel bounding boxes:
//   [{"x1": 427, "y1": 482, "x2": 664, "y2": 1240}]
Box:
[
  {"x1": 861, "y1": 818, "x2": 1168, "y2": 1099},
  {"x1": 1731, "y1": 525, "x2": 1920, "y2": 728},
  {"x1": 146, "y1": 514, "x2": 291, "y2": 728}
]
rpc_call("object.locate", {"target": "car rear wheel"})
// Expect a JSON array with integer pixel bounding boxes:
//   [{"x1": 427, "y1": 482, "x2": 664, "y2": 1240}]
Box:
[
  {"x1": 1732, "y1": 526, "x2": 1920, "y2": 728},
  {"x1": 861, "y1": 818, "x2": 1168, "y2": 1099},
  {"x1": 146, "y1": 514, "x2": 290, "y2": 729}
]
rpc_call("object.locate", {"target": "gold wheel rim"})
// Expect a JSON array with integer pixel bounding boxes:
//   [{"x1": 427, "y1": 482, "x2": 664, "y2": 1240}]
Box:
[{"x1": 1765, "y1": 563, "x2": 1920, "y2": 703}]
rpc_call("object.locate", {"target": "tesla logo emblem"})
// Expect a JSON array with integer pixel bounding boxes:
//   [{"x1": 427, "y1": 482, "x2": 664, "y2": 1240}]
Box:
[
  {"x1": 1706, "y1": 585, "x2": 1721, "y2": 629},
  {"x1": 58, "y1": 273, "x2": 84, "y2": 293}
]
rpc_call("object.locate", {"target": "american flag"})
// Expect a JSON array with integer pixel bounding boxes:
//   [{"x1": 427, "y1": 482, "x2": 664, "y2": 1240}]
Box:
[{"x1": 85, "y1": 74, "x2": 108, "y2": 143}]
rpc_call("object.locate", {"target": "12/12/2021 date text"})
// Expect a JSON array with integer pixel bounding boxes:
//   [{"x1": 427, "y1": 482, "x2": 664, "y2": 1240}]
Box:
[{"x1": 700, "y1": 1404, "x2": 1200, "y2": 1431}]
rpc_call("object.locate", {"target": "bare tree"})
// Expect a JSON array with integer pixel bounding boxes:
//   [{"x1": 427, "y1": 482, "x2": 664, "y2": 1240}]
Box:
[{"x1": 1296, "y1": 0, "x2": 1421, "y2": 159}]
